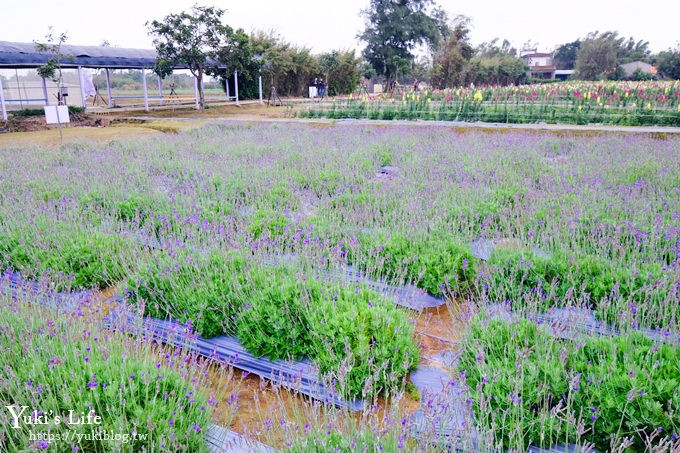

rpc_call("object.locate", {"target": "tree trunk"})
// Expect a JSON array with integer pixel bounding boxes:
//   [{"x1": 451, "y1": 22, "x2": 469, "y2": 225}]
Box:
[{"x1": 197, "y1": 70, "x2": 205, "y2": 112}]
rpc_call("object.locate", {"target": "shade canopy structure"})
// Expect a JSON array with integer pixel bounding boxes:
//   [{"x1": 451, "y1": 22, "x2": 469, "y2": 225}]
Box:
[
  {"x1": 0, "y1": 41, "x2": 168, "y2": 69},
  {"x1": 0, "y1": 41, "x2": 259, "y2": 119}
]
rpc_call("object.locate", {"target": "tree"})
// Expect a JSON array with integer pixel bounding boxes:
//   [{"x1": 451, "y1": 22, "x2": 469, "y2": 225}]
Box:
[
  {"x1": 430, "y1": 15, "x2": 473, "y2": 88},
  {"x1": 35, "y1": 27, "x2": 71, "y2": 141},
  {"x1": 208, "y1": 28, "x2": 259, "y2": 99},
  {"x1": 147, "y1": 5, "x2": 235, "y2": 111},
  {"x1": 319, "y1": 51, "x2": 340, "y2": 91},
  {"x1": 553, "y1": 40, "x2": 580, "y2": 70},
  {"x1": 464, "y1": 39, "x2": 527, "y2": 86},
  {"x1": 319, "y1": 50, "x2": 360, "y2": 96},
  {"x1": 250, "y1": 31, "x2": 318, "y2": 97},
  {"x1": 35, "y1": 27, "x2": 70, "y2": 104},
  {"x1": 575, "y1": 31, "x2": 620, "y2": 80},
  {"x1": 617, "y1": 37, "x2": 650, "y2": 64},
  {"x1": 359, "y1": 0, "x2": 447, "y2": 89},
  {"x1": 655, "y1": 48, "x2": 680, "y2": 80}
]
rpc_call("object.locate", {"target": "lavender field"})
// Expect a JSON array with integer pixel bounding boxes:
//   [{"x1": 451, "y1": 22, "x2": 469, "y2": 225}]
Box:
[{"x1": 0, "y1": 121, "x2": 679, "y2": 451}]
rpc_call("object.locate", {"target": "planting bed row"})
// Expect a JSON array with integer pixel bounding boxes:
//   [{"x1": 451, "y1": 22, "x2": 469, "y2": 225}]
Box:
[
  {"x1": 105, "y1": 297, "x2": 365, "y2": 411},
  {"x1": 459, "y1": 313, "x2": 680, "y2": 452},
  {"x1": 301, "y1": 80, "x2": 680, "y2": 126}
]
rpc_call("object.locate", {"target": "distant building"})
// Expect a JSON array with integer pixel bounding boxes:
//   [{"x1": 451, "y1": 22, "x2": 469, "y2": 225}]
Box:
[
  {"x1": 620, "y1": 61, "x2": 657, "y2": 79},
  {"x1": 520, "y1": 50, "x2": 575, "y2": 81}
]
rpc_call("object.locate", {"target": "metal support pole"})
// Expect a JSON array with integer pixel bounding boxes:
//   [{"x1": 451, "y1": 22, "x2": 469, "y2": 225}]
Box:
[
  {"x1": 258, "y1": 70, "x2": 263, "y2": 104},
  {"x1": 225, "y1": 77, "x2": 230, "y2": 100},
  {"x1": 0, "y1": 77, "x2": 7, "y2": 121},
  {"x1": 234, "y1": 69, "x2": 239, "y2": 106},
  {"x1": 15, "y1": 69, "x2": 22, "y2": 109},
  {"x1": 158, "y1": 75, "x2": 163, "y2": 105},
  {"x1": 105, "y1": 69, "x2": 113, "y2": 108},
  {"x1": 142, "y1": 68, "x2": 149, "y2": 112},
  {"x1": 42, "y1": 77, "x2": 49, "y2": 106},
  {"x1": 78, "y1": 66, "x2": 87, "y2": 110}
]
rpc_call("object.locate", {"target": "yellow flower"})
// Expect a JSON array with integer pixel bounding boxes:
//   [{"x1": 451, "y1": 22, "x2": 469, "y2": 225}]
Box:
[
  {"x1": 647, "y1": 102, "x2": 652, "y2": 109},
  {"x1": 427, "y1": 98, "x2": 431, "y2": 103},
  {"x1": 473, "y1": 90, "x2": 483, "y2": 102},
  {"x1": 677, "y1": 104, "x2": 680, "y2": 112}
]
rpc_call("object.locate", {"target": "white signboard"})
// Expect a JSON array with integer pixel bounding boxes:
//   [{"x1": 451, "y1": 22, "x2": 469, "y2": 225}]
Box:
[{"x1": 44, "y1": 105, "x2": 70, "y2": 124}]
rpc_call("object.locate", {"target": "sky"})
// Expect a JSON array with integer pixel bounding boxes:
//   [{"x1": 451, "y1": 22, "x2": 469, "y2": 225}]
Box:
[{"x1": 2, "y1": 0, "x2": 679, "y2": 54}]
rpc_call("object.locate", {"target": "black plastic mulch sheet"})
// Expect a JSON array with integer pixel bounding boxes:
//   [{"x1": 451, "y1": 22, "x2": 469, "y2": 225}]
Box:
[
  {"x1": 262, "y1": 255, "x2": 446, "y2": 311},
  {"x1": 329, "y1": 265, "x2": 446, "y2": 311},
  {"x1": 487, "y1": 303, "x2": 679, "y2": 344},
  {"x1": 1, "y1": 270, "x2": 90, "y2": 313},
  {"x1": 105, "y1": 302, "x2": 365, "y2": 412},
  {"x1": 205, "y1": 424, "x2": 276, "y2": 453},
  {"x1": 408, "y1": 365, "x2": 478, "y2": 450}
]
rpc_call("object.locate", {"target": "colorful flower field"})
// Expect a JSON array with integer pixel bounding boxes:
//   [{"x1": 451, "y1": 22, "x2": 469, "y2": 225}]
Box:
[
  {"x1": 0, "y1": 121, "x2": 679, "y2": 451},
  {"x1": 300, "y1": 81, "x2": 680, "y2": 126}
]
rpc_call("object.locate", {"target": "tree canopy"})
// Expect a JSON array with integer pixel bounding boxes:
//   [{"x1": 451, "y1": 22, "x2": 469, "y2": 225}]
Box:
[
  {"x1": 430, "y1": 15, "x2": 474, "y2": 88},
  {"x1": 553, "y1": 40, "x2": 580, "y2": 70},
  {"x1": 655, "y1": 47, "x2": 680, "y2": 80},
  {"x1": 575, "y1": 31, "x2": 652, "y2": 80},
  {"x1": 359, "y1": 0, "x2": 447, "y2": 87},
  {"x1": 147, "y1": 5, "x2": 237, "y2": 111}
]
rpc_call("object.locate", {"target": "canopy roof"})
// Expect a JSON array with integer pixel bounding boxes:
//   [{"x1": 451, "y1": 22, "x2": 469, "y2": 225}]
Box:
[{"x1": 0, "y1": 41, "x2": 185, "y2": 69}]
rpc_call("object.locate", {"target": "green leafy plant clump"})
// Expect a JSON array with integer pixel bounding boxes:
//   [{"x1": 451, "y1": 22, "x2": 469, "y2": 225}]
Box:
[
  {"x1": 0, "y1": 294, "x2": 211, "y2": 452},
  {"x1": 0, "y1": 228, "x2": 131, "y2": 290},
  {"x1": 10, "y1": 106, "x2": 85, "y2": 117},
  {"x1": 460, "y1": 315, "x2": 680, "y2": 452},
  {"x1": 353, "y1": 232, "x2": 477, "y2": 297},
  {"x1": 126, "y1": 250, "x2": 419, "y2": 399},
  {"x1": 484, "y1": 248, "x2": 676, "y2": 328}
]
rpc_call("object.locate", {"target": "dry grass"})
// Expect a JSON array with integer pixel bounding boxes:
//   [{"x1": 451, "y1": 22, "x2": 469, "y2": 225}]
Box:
[
  {"x1": 0, "y1": 101, "x2": 296, "y2": 149},
  {"x1": 0, "y1": 126, "x2": 163, "y2": 148}
]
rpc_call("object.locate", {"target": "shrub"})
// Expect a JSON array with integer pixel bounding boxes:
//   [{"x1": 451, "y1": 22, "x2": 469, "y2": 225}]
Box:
[
  {"x1": 484, "y1": 248, "x2": 674, "y2": 328},
  {"x1": 355, "y1": 232, "x2": 477, "y2": 297},
  {"x1": 460, "y1": 315, "x2": 680, "y2": 451},
  {"x1": 10, "y1": 106, "x2": 84, "y2": 117},
  {"x1": 127, "y1": 250, "x2": 418, "y2": 399},
  {"x1": 0, "y1": 228, "x2": 130, "y2": 290},
  {"x1": 0, "y1": 293, "x2": 211, "y2": 452}
]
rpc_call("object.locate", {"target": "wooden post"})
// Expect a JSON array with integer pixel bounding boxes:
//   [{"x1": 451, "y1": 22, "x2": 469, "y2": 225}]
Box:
[
  {"x1": 105, "y1": 69, "x2": 113, "y2": 108},
  {"x1": 142, "y1": 68, "x2": 149, "y2": 112}
]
